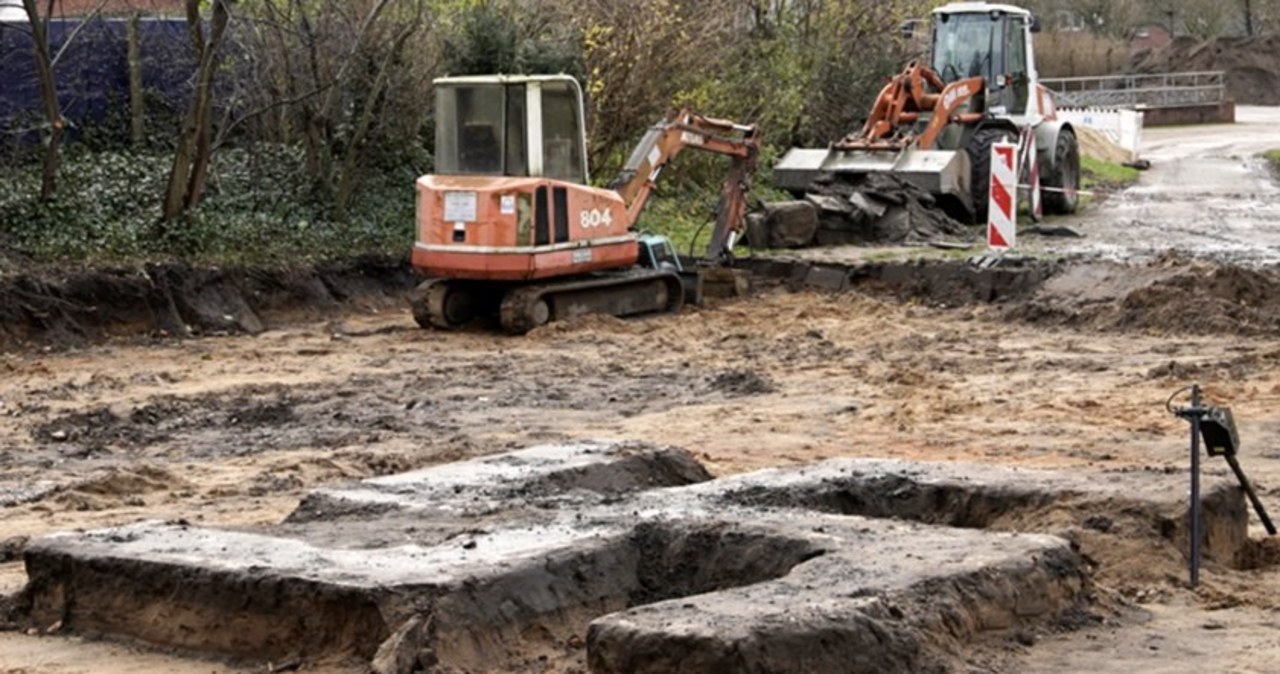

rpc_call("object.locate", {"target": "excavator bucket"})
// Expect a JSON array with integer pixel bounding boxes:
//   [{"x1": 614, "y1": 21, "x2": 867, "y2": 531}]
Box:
[{"x1": 773, "y1": 147, "x2": 973, "y2": 218}]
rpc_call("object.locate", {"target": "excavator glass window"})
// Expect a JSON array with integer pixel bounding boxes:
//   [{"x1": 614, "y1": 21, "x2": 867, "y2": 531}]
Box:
[
  {"x1": 932, "y1": 12, "x2": 1005, "y2": 86},
  {"x1": 435, "y1": 83, "x2": 529, "y2": 177},
  {"x1": 541, "y1": 81, "x2": 587, "y2": 184}
]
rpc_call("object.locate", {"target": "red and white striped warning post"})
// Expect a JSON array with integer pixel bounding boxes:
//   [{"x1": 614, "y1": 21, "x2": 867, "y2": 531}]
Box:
[{"x1": 987, "y1": 141, "x2": 1018, "y2": 251}]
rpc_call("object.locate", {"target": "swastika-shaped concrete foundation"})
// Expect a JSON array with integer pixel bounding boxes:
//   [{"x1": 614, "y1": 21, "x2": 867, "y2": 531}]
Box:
[{"x1": 18, "y1": 441, "x2": 1245, "y2": 673}]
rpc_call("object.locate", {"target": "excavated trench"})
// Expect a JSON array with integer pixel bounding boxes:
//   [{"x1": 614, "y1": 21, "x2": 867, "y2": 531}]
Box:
[
  {"x1": 10, "y1": 442, "x2": 1250, "y2": 674},
  {"x1": 713, "y1": 461, "x2": 1250, "y2": 568},
  {"x1": 8, "y1": 248, "x2": 1275, "y2": 354},
  {"x1": 0, "y1": 254, "x2": 1044, "y2": 350}
]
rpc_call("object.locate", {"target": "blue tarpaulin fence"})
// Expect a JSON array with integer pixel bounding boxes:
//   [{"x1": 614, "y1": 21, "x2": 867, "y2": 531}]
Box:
[{"x1": 0, "y1": 17, "x2": 195, "y2": 142}]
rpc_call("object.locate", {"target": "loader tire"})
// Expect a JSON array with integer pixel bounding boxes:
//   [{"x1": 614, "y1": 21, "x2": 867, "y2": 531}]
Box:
[
  {"x1": 966, "y1": 126, "x2": 1016, "y2": 224},
  {"x1": 1043, "y1": 128, "x2": 1081, "y2": 215}
]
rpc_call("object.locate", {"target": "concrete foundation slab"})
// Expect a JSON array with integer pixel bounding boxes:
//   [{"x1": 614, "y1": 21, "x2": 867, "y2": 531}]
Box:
[{"x1": 15, "y1": 443, "x2": 1246, "y2": 674}]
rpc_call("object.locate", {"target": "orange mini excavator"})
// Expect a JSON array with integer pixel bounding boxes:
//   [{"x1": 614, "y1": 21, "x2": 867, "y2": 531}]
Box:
[{"x1": 410, "y1": 74, "x2": 759, "y2": 333}]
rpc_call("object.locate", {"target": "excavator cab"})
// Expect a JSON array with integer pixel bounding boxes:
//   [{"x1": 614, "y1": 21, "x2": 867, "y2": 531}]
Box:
[{"x1": 434, "y1": 75, "x2": 589, "y2": 184}]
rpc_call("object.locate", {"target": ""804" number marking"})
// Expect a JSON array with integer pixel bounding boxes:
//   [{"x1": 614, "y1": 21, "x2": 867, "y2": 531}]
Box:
[{"x1": 579, "y1": 208, "x2": 614, "y2": 229}]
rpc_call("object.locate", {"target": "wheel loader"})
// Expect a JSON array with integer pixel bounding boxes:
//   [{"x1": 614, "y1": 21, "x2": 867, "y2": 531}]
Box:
[
  {"x1": 773, "y1": 2, "x2": 1080, "y2": 224},
  {"x1": 410, "y1": 74, "x2": 759, "y2": 334}
]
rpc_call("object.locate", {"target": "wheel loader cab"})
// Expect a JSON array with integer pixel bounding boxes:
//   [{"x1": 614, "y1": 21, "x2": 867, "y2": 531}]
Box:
[
  {"x1": 931, "y1": 4, "x2": 1037, "y2": 116},
  {"x1": 434, "y1": 75, "x2": 589, "y2": 183}
]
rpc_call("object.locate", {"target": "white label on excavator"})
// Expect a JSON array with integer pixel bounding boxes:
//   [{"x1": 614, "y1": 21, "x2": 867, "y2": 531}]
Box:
[
  {"x1": 647, "y1": 146, "x2": 662, "y2": 170},
  {"x1": 647, "y1": 146, "x2": 663, "y2": 182},
  {"x1": 500, "y1": 195, "x2": 516, "y2": 215},
  {"x1": 443, "y1": 191, "x2": 478, "y2": 222},
  {"x1": 680, "y1": 131, "x2": 705, "y2": 146}
]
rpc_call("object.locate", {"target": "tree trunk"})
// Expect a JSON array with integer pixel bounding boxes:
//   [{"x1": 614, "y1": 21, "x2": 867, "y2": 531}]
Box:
[
  {"x1": 295, "y1": 0, "x2": 395, "y2": 206},
  {"x1": 23, "y1": 0, "x2": 63, "y2": 202},
  {"x1": 127, "y1": 11, "x2": 144, "y2": 147},
  {"x1": 161, "y1": 0, "x2": 231, "y2": 226},
  {"x1": 333, "y1": 21, "x2": 418, "y2": 217}
]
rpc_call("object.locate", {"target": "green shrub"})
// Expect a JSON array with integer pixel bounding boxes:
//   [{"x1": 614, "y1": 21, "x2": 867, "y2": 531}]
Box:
[{"x1": 0, "y1": 145, "x2": 413, "y2": 265}]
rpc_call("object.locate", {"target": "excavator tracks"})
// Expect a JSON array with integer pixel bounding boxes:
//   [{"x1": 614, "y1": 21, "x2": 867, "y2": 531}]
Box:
[
  {"x1": 412, "y1": 270, "x2": 687, "y2": 334},
  {"x1": 498, "y1": 269, "x2": 685, "y2": 334},
  {"x1": 410, "y1": 279, "x2": 499, "y2": 330}
]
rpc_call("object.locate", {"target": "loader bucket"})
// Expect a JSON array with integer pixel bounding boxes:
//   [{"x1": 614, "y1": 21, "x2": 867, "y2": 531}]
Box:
[{"x1": 773, "y1": 147, "x2": 974, "y2": 220}]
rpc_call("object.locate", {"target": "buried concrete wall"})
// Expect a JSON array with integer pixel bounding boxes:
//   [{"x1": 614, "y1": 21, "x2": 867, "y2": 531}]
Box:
[{"x1": 14, "y1": 442, "x2": 1250, "y2": 673}]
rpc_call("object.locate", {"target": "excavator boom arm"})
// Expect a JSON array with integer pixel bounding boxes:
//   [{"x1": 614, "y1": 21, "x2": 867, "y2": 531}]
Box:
[{"x1": 609, "y1": 109, "x2": 760, "y2": 263}]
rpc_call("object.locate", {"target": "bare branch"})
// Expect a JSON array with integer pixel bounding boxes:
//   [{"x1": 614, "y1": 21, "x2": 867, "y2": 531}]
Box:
[
  {"x1": 212, "y1": 83, "x2": 335, "y2": 151},
  {"x1": 50, "y1": 0, "x2": 112, "y2": 69}
]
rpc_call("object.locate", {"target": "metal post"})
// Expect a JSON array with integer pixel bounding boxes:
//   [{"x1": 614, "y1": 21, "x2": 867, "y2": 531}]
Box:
[
  {"x1": 1226, "y1": 454, "x2": 1278, "y2": 535},
  {"x1": 1190, "y1": 383, "x2": 1202, "y2": 587}
]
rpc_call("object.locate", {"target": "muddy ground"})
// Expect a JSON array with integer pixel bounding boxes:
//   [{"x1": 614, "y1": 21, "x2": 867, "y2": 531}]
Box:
[{"x1": 5, "y1": 111, "x2": 1280, "y2": 672}]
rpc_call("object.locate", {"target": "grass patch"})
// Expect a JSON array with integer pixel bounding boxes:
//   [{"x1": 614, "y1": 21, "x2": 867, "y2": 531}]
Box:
[
  {"x1": 1081, "y1": 155, "x2": 1141, "y2": 191},
  {"x1": 1262, "y1": 149, "x2": 1280, "y2": 175},
  {"x1": 633, "y1": 192, "x2": 716, "y2": 258},
  {"x1": 634, "y1": 174, "x2": 793, "y2": 259},
  {"x1": 1073, "y1": 155, "x2": 1142, "y2": 211}
]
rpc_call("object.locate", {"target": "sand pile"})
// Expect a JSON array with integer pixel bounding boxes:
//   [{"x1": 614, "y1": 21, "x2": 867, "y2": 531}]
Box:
[
  {"x1": 1076, "y1": 126, "x2": 1134, "y2": 163},
  {"x1": 1012, "y1": 255, "x2": 1280, "y2": 336},
  {"x1": 1131, "y1": 34, "x2": 1280, "y2": 105}
]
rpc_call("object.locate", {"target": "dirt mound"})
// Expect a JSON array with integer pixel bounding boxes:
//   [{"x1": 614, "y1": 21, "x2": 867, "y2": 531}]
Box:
[
  {"x1": 1130, "y1": 35, "x2": 1280, "y2": 105},
  {"x1": 0, "y1": 254, "x2": 415, "y2": 350},
  {"x1": 52, "y1": 466, "x2": 189, "y2": 511},
  {"x1": 1013, "y1": 255, "x2": 1280, "y2": 335},
  {"x1": 526, "y1": 312, "x2": 640, "y2": 339},
  {"x1": 707, "y1": 369, "x2": 776, "y2": 396},
  {"x1": 1077, "y1": 126, "x2": 1133, "y2": 163}
]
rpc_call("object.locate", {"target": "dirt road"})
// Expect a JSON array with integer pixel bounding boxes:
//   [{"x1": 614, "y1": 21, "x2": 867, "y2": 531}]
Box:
[
  {"x1": 1051, "y1": 105, "x2": 1280, "y2": 263},
  {"x1": 779, "y1": 105, "x2": 1280, "y2": 267},
  {"x1": 6, "y1": 114, "x2": 1280, "y2": 672}
]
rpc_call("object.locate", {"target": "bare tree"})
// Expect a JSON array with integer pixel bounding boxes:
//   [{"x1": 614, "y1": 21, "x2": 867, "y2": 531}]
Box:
[
  {"x1": 572, "y1": 0, "x2": 730, "y2": 173},
  {"x1": 231, "y1": 0, "x2": 434, "y2": 215},
  {"x1": 19, "y1": 0, "x2": 107, "y2": 200},
  {"x1": 127, "y1": 11, "x2": 144, "y2": 146},
  {"x1": 160, "y1": 0, "x2": 232, "y2": 225},
  {"x1": 20, "y1": 0, "x2": 62, "y2": 201}
]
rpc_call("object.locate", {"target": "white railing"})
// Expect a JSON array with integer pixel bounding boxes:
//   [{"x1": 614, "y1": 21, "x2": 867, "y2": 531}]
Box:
[
  {"x1": 1056, "y1": 107, "x2": 1143, "y2": 159},
  {"x1": 1041, "y1": 71, "x2": 1226, "y2": 108}
]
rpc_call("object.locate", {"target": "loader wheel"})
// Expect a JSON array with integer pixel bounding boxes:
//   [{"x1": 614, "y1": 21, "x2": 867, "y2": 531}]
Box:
[
  {"x1": 1043, "y1": 128, "x2": 1080, "y2": 215},
  {"x1": 966, "y1": 126, "x2": 1017, "y2": 224}
]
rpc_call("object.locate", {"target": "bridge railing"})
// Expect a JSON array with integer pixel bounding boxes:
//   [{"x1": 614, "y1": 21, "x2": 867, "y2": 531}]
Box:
[{"x1": 1040, "y1": 71, "x2": 1226, "y2": 108}]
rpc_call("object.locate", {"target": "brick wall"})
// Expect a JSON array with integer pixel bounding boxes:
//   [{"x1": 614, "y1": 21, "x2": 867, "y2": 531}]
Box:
[{"x1": 45, "y1": 0, "x2": 185, "y2": 17}]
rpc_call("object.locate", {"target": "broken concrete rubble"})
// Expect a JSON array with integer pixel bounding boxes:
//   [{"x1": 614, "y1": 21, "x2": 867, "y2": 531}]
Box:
[{"x1": 752, "y1": 173, "x2": 975, "y2": 250}]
